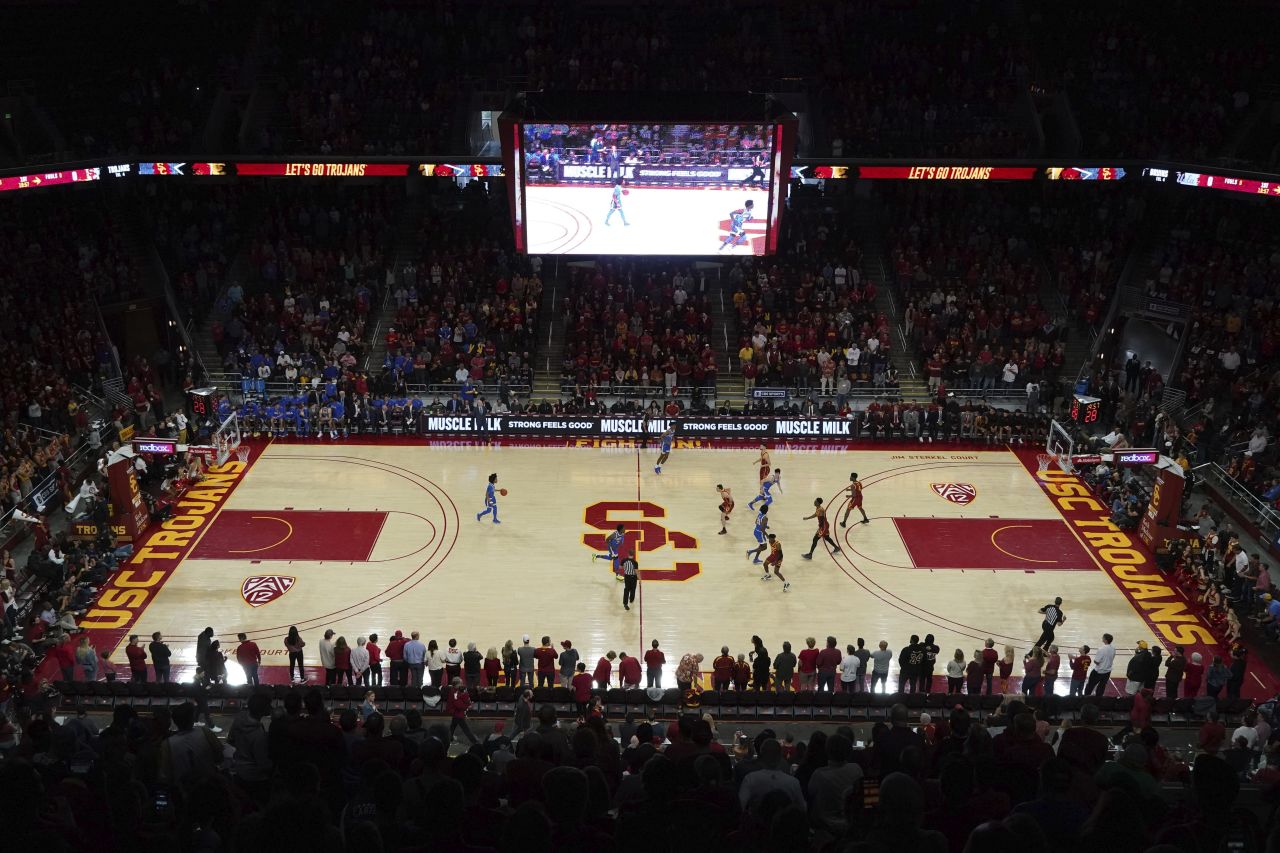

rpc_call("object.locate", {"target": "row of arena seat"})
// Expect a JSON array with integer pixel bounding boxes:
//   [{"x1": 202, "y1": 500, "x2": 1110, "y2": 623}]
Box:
[{"x1": 52, "y1": 681, "x2": 1254, "y2": 723}]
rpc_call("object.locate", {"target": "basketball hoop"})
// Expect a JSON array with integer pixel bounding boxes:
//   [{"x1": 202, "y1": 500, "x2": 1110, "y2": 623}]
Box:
[
  {"x1": 1036, "y1": 453, "x2": 1054, "y2": 473},
  {"x1": 235, "y1": 445, "x2": 250, "y2": 464}
]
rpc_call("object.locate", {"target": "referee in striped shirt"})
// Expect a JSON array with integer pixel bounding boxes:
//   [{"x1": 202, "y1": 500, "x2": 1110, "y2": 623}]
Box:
[
  {"x1": 621, "y1": 551, "x2": 640, "y2": 611},
  {"x1": 1035, "y1": 597, "x2": 1065, "y2": 651}
]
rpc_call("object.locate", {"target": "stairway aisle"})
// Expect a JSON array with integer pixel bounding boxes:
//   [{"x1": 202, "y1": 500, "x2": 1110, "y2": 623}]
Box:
[
  {"x1": 362, "y1": 195, "x2": 426, "y2": 374},
  {"x1": 529, "y1": 266, "x2": 563, "y2": 404},
  {"x1": 852, "y1": 194, "x2": 930, "y2": 400}
]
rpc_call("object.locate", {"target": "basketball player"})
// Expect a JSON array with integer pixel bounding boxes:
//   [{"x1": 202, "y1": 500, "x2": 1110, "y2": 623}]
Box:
[
  {"x1": 594, "y1": 523, "x2": 627, "y2": 581},
  {"x1": 802, "y1": 497, "x2": 842, "y2": 559},
  {"x1": 840, "y1": 472, "x2": 870, "y2": 527},
  {"x1": 604, "y1": 180, "x2": 630, "y2": 226},
  {"x1": 746, "y1": 504, "x2": 770, "y2": 564},
  {"x1": 475, "y1": 473, "x2": 500, "y2": 524},
  {"x1": 755, "y1": 445, "x2": 771, "y2": 483},
  {"x1": 748, "y1": 468, "x2": 781, "y2": 510},
  {"x1": 716, "y1": 484, "x2": 734, "y2": 535},
  {"x1": 654, "y1": 424, "x2": 675, "y2": 474},
  {"x1": 762, "y1": 533, "x2": 789, "y2": 591},
  {"x1": 719, "y1": 199, "x2": 754, "y2": 251}
]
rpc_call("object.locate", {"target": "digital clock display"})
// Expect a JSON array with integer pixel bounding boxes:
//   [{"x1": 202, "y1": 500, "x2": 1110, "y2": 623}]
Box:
[{"x1": 1071, "y1": 395, "x2": 1101, "y2": 425}]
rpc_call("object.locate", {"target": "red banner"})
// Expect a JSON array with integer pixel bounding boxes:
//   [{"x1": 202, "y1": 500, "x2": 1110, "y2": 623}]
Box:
[
  {"x1": 1138, "y1": 466, "x2": 1187, "y2": 549},
  {"x1": 859, "y1": 165, "x2": 1036, "y2": 180},
  {"x1": 235, "y1": 162, "x2": 410, "y2": 177},
  {"x1": 107, "y1": 457, "x2": 150, "y2": 541}
]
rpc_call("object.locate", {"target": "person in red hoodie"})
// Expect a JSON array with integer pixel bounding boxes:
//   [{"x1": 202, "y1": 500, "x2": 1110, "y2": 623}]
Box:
[
  {"x1": 815, "y1": 636, "x2": 842, "y2": 692},
  {"x1": 981, "y1": 639, "x2": 1000, "y2": 694},
  {"x1": 618, "y1": 651, "x2": 642, "y2": 688},
  {"x1": 1182, "y1": 652, "x2": 1205, "y2": 697},
  {"x1": 51, "y1": 636, "x2": 76, "y2": 681},
  {"x1": 386, "y1": 631, "x2": 406, "y2": 687},
  {"x1": 366, "y1": 634, "x2": 382, "y2": 686},
  {"x1": 446, "y1": 678, "x2": 478, "y2": 746},
  {"x1": 235, "y1": 632, "x2": 262, "y2": 686},
  {"x1": 797, "y1": 637, "x2": 820, "y2": 691},
  {"x1": 643, "y1": 639, "x2": 666, "y2": 688},
  {"x1": 593, "y1": 651, "x2": 616, "y2": 690},
  {"x1": 572, "y1": 662, "x2": 595, "y2": 716},
  {"x1": 125, "y1": 635, "x2": 148, "y2": 683}
]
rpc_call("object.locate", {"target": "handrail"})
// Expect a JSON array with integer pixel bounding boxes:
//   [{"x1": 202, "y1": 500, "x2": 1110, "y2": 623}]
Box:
[
  {"x1": 1193, "y1": 462, "x2": 1280, "y2": 537},
  {"x1": 0, "y1": 439, "x2": 97, "y2": 541}
]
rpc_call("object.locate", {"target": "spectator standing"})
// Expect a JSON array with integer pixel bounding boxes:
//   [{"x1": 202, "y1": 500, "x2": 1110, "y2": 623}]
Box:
[
  {"x1": 644, "y1": 639, "x2": 665, "y2": 688},
  {"x1": 1184, "y1": 652, "x2": 1205, "y2": 697},
  {"x1": 571, "y1": 663, "x2": 594, "y2": 716},
  {"x1": 350, "y1": 636, "x2": 370, "y2": 686},
  {"x1": 75, "y1": 636, "x2": 99, "y2": 682},
  {"x1": 463, "y1": 642, "x2": 483, "y2": 692},
  {"x1": 427, "y1": 640, "x2": 446, "y2": 687},
  {"x1": 333, "y1": 637, "x2": 351, "y2": 685},
  {"x1": 484, "y1": 647, "x2": 501, "y2": 687},
  {"x1": 319, "y1": 629, "x2": 337, "y2": 685},
  {"x1": 839, "y1": 645, "x2": 861, "y2": 692},
  {"x1": 444, "y1": 639, "x2": 463, "y2": 683},
  {"x1": 125, "y1": 634, "x2": 148, "y2": 683},
  {"x1": 150, "y1": 632, "x2": 172, "y2": 684},
  {"x1": 797, "y1": 637, "x2": 820, "y2": 691},
  {"x1": 870, "y1": 641, "x2": 893, "y2": 692},
  {"x1": 965, "y1": 650, "x2": 984, "y2": 695},
  {"x1": 558, "y1": 640, "x2": 580, "y2": 688},
  {"x1": 385, "y1": 630, "x2": 406, "y2": 686},
  {"x1": 235, "y1": 632, "x2": 262, "y2": 686},
  {"x1": 774, "y1": 641, "x2": 797, "y2": 691},
  {"x1": 981, "y1": 639, "x2": 999, "y2": 694},
  {"x1": 593, "y1": 650, "x2": 616, "y2": 689},
  {"x1": 402, "y1": 631, "x2": 426, "y2": 687},
  {"x1": 1085, "y1": 634, "x2": 1115, "y2": 696},
  {"x1": 618, "y1": 651, "x2": 642, "y2": 688},
  {"x1": 285, "y1": 626, "x2": 307, "y2": 684},
  {"x1": 1164, "y1": 646, "x2": 1186, "y2": 698},
  {"x1": 366, "y1": 634, "x2": 382, "y2": 686},
  {"x1": 816, "y1": 636, "x2": 842, "y2": 692},
  {"x1": 679, "y1": 652, "x2": 706, "y2": 693},
  {"x1": 712, "y1": 647, "x2": 734, "y2": 692},
  {"x1": 534, "y1": 636, "x2": 558, "y2": 688},
  {"x1": 517, "y1": 634, "x2": 537, "y2": 687},
  {"x1": 945, "y1": 649, "x2": 965, "y2": 694}
]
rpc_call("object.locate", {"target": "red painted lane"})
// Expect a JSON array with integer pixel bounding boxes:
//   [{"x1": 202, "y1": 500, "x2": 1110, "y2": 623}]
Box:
[
  {"x1": 190, "y1": 509, "x2": 388, "y2": 562},
  {"x1": 892, "y1": 516, "x2": 1096, "y2": 571}
]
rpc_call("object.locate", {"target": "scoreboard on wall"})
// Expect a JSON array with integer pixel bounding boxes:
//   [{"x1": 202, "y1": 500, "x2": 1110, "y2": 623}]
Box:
[{"x1": 1070, "y1": 394, "x2": 1102, "y2": 425}]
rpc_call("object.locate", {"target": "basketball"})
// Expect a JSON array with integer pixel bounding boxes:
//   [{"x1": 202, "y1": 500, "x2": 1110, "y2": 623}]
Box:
[{"x1": 499, "y1": 488, "x2": 508, "y2": 496}]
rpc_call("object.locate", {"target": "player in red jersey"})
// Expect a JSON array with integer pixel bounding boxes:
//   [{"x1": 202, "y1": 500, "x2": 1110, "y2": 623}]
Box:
[
  {"x1": 840, "y1": 472, "x2": 870, "y2": 527},
  {"x1": 716, "y1": 484, "x2": 734, "y2": 535},
  {"x1": 755, "y1": 445, "x2": 771, "y2": 483},
  {"x1": 761, "y1": 534, "x2": 789, "y2": 591},
  {"x1": 802, "y1": 497, "x2": 842, "y2": 559}
]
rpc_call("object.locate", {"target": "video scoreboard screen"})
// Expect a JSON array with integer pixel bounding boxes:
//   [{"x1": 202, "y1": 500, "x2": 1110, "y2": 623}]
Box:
[{"x1": 514, "y1": 122, "x2": 785, "y2": 255}]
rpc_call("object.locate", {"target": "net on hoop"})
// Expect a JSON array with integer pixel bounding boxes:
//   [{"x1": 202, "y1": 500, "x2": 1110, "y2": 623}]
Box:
[
  {"x1": 235, "y1": 445, "x2": 250, "y2": 464},
  {"x1": 1036, "y1": 453, "x2": 1054, "y2": 473}
]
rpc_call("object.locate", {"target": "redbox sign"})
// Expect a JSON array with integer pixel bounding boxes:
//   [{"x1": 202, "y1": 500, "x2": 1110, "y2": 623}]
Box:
[
  {"x1": 1115, "y1": 449, "x2": 1159, "y2": 466},
  {"x1": 134, "y1": 439, "x2": 177, "y2": 455}
]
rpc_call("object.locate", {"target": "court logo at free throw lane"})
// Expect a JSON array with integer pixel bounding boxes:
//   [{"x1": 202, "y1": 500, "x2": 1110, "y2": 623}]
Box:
[
  {"x1": 241, "y1": 575, "x2": 296, "y2": 607},
  {"x1": 931, "y1": 483, "x2": 977, "y2": 505}
]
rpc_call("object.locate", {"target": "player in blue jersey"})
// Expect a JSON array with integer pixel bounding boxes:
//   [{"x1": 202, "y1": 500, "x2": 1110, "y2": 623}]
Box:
[
  {"x1": 719, "y1": 199, "x2": 755, "y2": 251},
  {"x1": 654, "y1": 424, "x2": 675, "y2": 474},
  {"x1": 329, "y1": 398, "x2": 346, "y2": 439},
  {"x1": 593, "y1": 523, "x2": 627, "y2": 580},
  {"x1": 476, "y1": 473, "x2": 500, "y2": 524},
  {"x1": 296, "y1": 400, "x2": 312, "y2": 438},
  {"x1": 282, "y1": 403, "x2": 299, "y2": 437},
  {"x1": 604, "y1": 180, "x2": 630, "y2": 226},
  {"x1": 747, "y1": 468, "x2": 782, "y2": 509},
  {"x1": 745, "y1": 504, "x2": 770, "y2": 563}
]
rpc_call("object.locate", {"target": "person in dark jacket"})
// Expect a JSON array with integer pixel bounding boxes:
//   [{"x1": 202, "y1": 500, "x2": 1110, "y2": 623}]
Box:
[
  {"x1": 773, "y1": 641, "x2": 797, "y2": 692},
  {"x1": 1164, "y1": 646, "x2": 1187, "y2": 698},
  {"x1": 899, "y1": 635, "x2": 921, "y2": 693}
]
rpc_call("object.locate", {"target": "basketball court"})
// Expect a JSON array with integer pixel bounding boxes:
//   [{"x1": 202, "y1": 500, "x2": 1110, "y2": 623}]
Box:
[{"x1": 79, "y1": 439, "x2": 1277, "y2": 696}]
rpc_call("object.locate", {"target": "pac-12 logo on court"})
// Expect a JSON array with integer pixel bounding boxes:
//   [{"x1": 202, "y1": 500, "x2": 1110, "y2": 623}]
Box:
[
  {"x1": 241, "y1": 575, "x2": 296, "y2": 607},
  {"x1": 582, "y1": 501, "x2": 700, "y2": 581},
  {"x1": 931, "y1": 483, "x2": 977, "y2": 505}
]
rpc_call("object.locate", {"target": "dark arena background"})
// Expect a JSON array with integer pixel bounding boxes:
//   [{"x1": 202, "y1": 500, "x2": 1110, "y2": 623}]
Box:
[{"x1": 2, "y1": 1, "x2": 1280, "y2": 850}]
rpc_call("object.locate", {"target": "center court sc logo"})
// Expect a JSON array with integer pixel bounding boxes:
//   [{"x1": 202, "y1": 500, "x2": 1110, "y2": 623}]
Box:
[{"x1": 582, "y1": 501, "x2": 700, "y2": 581}]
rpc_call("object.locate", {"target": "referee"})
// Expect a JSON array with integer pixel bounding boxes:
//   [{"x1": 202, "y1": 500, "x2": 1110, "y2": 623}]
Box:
[
  {"x1": 1035, "y1": 597, "x2": 1065, "y2": 651},
  {"x1": 620, "y1": 551, "x2": 640, "y2": 611}
]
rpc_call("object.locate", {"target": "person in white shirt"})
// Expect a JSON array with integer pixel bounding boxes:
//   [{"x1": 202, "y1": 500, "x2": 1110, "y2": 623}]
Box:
[
  {"x1": 455, "y1": 366, "x2": 470, "y2": 384},
  {"x1": 865, "y1": 335, "x2": 880, "y2": 355},
  {"x1": 349, "y1": 636, "x2": 371, "y2": 685},
  {"x1": 1085, "y1": 633, "x2": 1115, "y2": 696},
  {"x1": 1246, "y1": 428, "x2": 1268, "y2": 457},
  {"x1": 838, "y1": 645, "x2": 861, "y2": 690},
  {"x1": 1220, "y1": 348, "x2": 1241, "y2": 373},
  {"x1": 739, "y1": 739, "x2": 805, "y2": 813},
  {"x1": 1002, "y1": 360, "x2": 1019, "y2": 388},
  {"x1": 1232, "y1": 712, "x2": 1260, "y2": 750}
]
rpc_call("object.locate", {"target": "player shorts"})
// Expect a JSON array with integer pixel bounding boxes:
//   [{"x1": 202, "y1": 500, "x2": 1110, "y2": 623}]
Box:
[
  {"x1": 765, "y1": 555, "x2": 782, "y2": 568},
  {"x1": 754, "y1": 529, "x2": 766, "y2": 544},
  {"x1": 759, "y1": 465, "x2": 770, "y2": 481},
  {"x1": 818, "y1": 524, "x2": 830, "y2": 538},
  {"x1": 720, "y1": 500, "x2": 734, "y2": 515},
  {"x1": 850, "y1": 496, "x2": 863, "y2": 508}
]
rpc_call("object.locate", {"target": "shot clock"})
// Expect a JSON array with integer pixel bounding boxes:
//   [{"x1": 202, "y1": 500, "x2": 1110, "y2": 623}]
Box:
[{"x1": 1071, "y1": 394, "x2": 1102, "y2": 425}]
